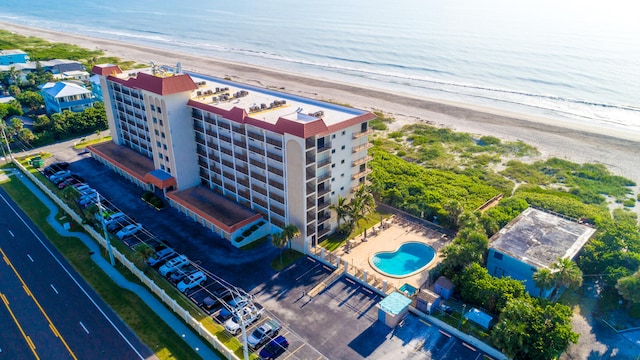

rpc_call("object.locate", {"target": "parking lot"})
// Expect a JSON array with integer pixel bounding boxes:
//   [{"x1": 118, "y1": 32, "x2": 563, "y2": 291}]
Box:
[{"x1": 45, "y1": 150, "x2": 490, "y2": 359}]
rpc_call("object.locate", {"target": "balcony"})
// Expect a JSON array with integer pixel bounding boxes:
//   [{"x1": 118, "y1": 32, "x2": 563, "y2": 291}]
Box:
[
  {"x1": 268, "y1": 165, "x2": 283, "y2": 177},
  {"x1": 305, "y1": 138, "x2": 314, "y2": 150},
  {"x1": 318, "y1": 212, "x2": 331, "y2": 224},
  {"x1": 266, "y1": 137, "x2": 282, "y2": 147},
  {"x1": 251, "y1": 171, "x2": 266, "y2": 183},
  {"x1": 199, "y1": 169, "x2": 209, "y2": 179},
  {"x1": 317, "y1": 141, "x2": 332, "y2": 154},
  {"x1": 238, "y1": 189, "x2": 250, "y2": 200},
  {"x1": 221, "y1": 159, "x2": 234, "y2": 169},
  {"x1": 316, "y1": 158, "x2": 331, "y2": 168},
  {"x1": 194, "y1": 125, "x2": 204, "y2": 133},
  {"x1": 269, "y1": 178, "x2": 284, "y2": 191},
  {"x1": 192, "y1": 110, "x2": 203, "y2": 120},
  {"x1": 212, "y1": 177, "x2": 222, "y2": 187},
  {"x1": 271, "y1": 205, "x2": 285, "y2": 217},
  {"x1": 317, "y1": 186, "x2": 331, "y2": 197},
  {"x1": 232, "y1": 126, "x2": 245, "y2": 135},
  {"x1": 266, "y1": 151, "x2": 283, "y2": 163},
  {"x1": 207, "y1": 142, "x2": 219, "y2": 151},
  {"x1": 306, "y1": 154, "x2": 316, "y2": 165},
  {"x1": 352, "y1": 142, "x2": 373, "y2": 154},
  {"x1": 306, "y1": 168, "x2": 315, "y2": 181},
  {"x1": 317, "y1": 226, "x2": 331, "y2": 237},
  {"x1": 317, "y1": 172, "x2": 331, "y2": 184},
  {"x1": 236, "y1": 153, "x2": 248, "y2": 162},
  {"x1": 249, "y1": 145, "x2": 265, "y2": 156},
  {"x1": 237, "y1": 177, "x2": 249, "y2": 187},
  {"x1": 220, "y1": 147, "x2": 232, "y2": 156},
  {"x1": 233, "y1": 139, "x2": 247, "y2": 148},
  {"x1": 249, "y1": 158, "x2": 265, "y2": 169},
  {"x1": 218, "y1": 121, "x2": 231, "y2": 130},
  {"x1": 208, "y1": 152, "x2": 220, "y2": 162},
  {"x1": 223, "y1": 171, "x2": 235, "y2": 181},
  {"x1": 204, "y1": 116, "x2": 215, "y2": 125},
  {"x1": 352, "y1": 168, "x2": 373, "y2": 180},
  {"x1": 352, "y1": 128, "x2": 374, "y2": 139},
  {"x1": 307, "y1": 197, "x2": 316, "y2": 209},
  {"x1": 206, "y1": 129, "x2": 217, "y2": 137},
  {"x1": 195, "y1": 137, "x2": 205, "y2": 145},
  {"x1": 317, "y1": 200, "x2": 330, "y2": 211},
  {"x1": 198, "y1": 159, "x2": 208, "y2": 168},
  {"x1": 352, "y1": 155, "x2": 373, "y2": 167},
  {"x1": 224, "y1": 182, "x2": 235, "y2": 192},
  {"x1": 247, "y1": 131, "x2": 262, "y2": 141},
  {"x1": 236, "y1": 166, "x2": 249, "y2": 175},
  {"x1": 219, "y1": 134, "x2": 231, "y2": 144},
  {"x1": 270, "y1": 192, "x2": 285, "y2": 204},
  {"x1": 253, "y1": 196, "x2": 268, "y2": 208},
  {"x1": 307, "y1": 212, "x2": 315, "y2": 224},
  {"x1": 307, "y1": 223, "x2": 315, "y2": 234}
]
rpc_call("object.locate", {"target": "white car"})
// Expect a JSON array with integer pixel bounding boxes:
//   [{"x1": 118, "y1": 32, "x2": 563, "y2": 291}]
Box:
[
  {"x1": 177, "y1": 271, "x2": 206, "y2": 293},
  {"x1": 158, "y1": 255, "x2": 189, "y2": 276},
  {"x1": 116, "y1": 223, "x2": 142, "y2": 239},
  {"x1": 224, "y1": 305, "x2": 263, "y2": 335},
  {"x1": 95, "y1": 211, "x2": 126, "y2": 226}
]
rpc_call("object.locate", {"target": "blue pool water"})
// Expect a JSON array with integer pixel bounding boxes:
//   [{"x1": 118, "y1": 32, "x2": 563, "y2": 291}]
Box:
[{"x1": 370, "y1": 242, "x2": 435, "y2": 278}]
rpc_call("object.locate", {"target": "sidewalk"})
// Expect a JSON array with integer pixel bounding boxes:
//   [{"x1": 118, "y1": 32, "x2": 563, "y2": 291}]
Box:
[{"x1": 10, "y1": 169, "x2": 220, "y2": 360}]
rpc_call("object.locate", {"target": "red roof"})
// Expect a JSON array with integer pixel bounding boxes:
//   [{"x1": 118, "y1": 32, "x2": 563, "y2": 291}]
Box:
[
  {"x1": 188, "y1": 100, "x2": 376, "y2": 138},
  {"x1": 91, "y1": 65, "x2": 123, "y2": 76},
  {"x1": 108, "y1": 72, "x2": 198, "y2": 96}
]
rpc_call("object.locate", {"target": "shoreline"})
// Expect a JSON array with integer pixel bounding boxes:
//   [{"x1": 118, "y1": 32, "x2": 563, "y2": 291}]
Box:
[{"x1": 2, "y1": 21, "x2": 640, "y2": 186}]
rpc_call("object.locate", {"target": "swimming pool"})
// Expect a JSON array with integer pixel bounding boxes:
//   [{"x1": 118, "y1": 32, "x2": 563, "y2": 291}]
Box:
[{"x1": 370, "y1": 242, "x2": 436, "y2": 278}]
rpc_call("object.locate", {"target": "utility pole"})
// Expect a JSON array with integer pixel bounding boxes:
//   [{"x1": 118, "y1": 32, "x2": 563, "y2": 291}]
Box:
[
  {"x1": 0, "y1": 126, "x2": 13, "y2": 163},
  {"x1": 97, "y1": 192, "x2": 115, "y2": 266}
]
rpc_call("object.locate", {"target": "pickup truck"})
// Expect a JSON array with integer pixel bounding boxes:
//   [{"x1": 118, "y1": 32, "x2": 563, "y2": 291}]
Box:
[
  {"x1": 247, "y1": 319, "x2": 281, "y2": 349},
  {"x1": 224, "y1": 303, "x2": 264, "y2": 335}
]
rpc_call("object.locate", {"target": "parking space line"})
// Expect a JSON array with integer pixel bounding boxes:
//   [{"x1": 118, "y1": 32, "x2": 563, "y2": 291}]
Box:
[
  {"x1": 345, "y1": 277, "x2": 355, "y2": 285},
  {"x1": 79, "y1": 321, "x2": 90, "y2": 334},
  {"x1": 283, "y1": 343, "x2": 305, "y2": 360},
  {"x1": 50, "y1": 284, "x2": 59, "y2": 294},
  {"x1": 361, "y1": 287, "x2": 373, "y2": 294},
  {"x1": 439, "y1": 329, "x2": 451, "y2": 337},
  {"x1": 8, "y1": 230, "x2": 14, "y2": 237},
  {"x1": 419, "y1": 319, "x2": 431, "y2": 327},
  {"x1": 27, "y1": 254, "x2": 34, "y2": 262},
  {"x1": 462, "y1": 342, "x2": 476, "y2": 351},
  {"x1": 296, "y1": 263, "x2": 321, "y2": 282}
]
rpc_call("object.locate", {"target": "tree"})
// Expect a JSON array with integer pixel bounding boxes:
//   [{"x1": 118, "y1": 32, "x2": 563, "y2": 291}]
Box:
[
  {"x1": 532, "y1": 268, "x2": 555, "y2": 298},
  {"x1": 443, "y1": 200, "x2": 464, "y2": 229},
  {"x1": 550, "y1": 257, "x2": 583, "y2": 299},
  {"x1": 16, "y1": 91, "x2": 44, "y2": 112},
  {"x1": 18, "y1": 128, "x2": 35, "y2": 145},
  {"x1": 441, "y1": 230, "x2": 488, "y2": 277},
  {"x1": 132, "y1": 243, "x2": 156, "y2": 273},
  {"x1": 282, "y1": 224, "x2": 300, "y2": 250},
  {"x1": 10, "y1": 117, "x2": 23, "y2": 135},
  {"x1": 329, "y1": 195, "x2": 350, "y2": 233},
  {"x1": 271, "y1": 231, "x2": 287, "y2": 266},
  {"x1": 351, "y1": 185, "x2": 375, "y2": 238},
  {"x1": 616, "y1": 270, "x2": 640, "y2": 304}
]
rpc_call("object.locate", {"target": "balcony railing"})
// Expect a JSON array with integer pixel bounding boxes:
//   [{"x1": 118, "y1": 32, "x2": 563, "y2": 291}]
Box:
[
  {"x1": 352, "y1": 142, "x2": 373, "y2": 154},
  {"x1": 318, "y1": 212, "x2": 331, "y2": 224},
  {"x1": 307, "y1": 197, "x2": 316, "y2": 209},
  {"x1": 271, "y1": 205, "x2": 285, "y2": 217},
  {"x1": 351, "y1": 168, "x2": 373, "y2": 180},
  {"x1": 317, "y1": 187, "x2": 330, "y2": 197},
  {"x1": 316, "y1": 158, "x2": 331, "y2": 168},
  {"x1": 307, "y1": 223, "x2": 315, "y2": 234},
  {"x1": 195, "y1": 137, "x2": 205, "y2": 145},
  {"x1": 352, "y1": 155, "x2": 373, "y2": 167},
  {"x1": 232, "y1": 126, "x2": 245, "y2": 135},
  {"x1": 268, "y1": 165, "x2": 283, "y2": 177},
  {"x1": 317, "y1": 142, "x2": 332, "y2": 154},
  {"x1": 249, "y1": 158, "x2": 265, "y2": 169},
  {"x1": 220, "y1": 147, "x2": 232, "y2": 156},
  {"x1": 266, "y1": 137, "x2": 282, "y2": 147},
  {"x1": 352, "y1": 128, "x2": 374, "y2": 139},
  {"x1": 317, "y1": 201, "x2": 330, "y2": 211},
  {"x1": 238, "y1": 189, "x2": 250, "y2": 200},
  {"x1": 253, "y1": 185, "x2": 268, "y2": 197},
  {"x1": 236, "y1": 166, "x2": 249, "y2": 175},
  {"x1": 266, "y1": 151, "x2": 283, "y2": 163},
  {"x1": 270, "y1": 192, "x2": 285, "y2": 204},
  {"x1": 218, "y1": 121, "x2": 231, "y2": 130},
  {"x1": 317, "y1": 226, "x2": 331, "y2": 237},
  {"x1": 251, "y1": 172, "x2": 266, "y2": 183},
  {"x1": 247, "y1": 131, "x2": 262, "y2": 141},
  {"x1": 269, "y1": 179, "x2": 284, "y2": 191},
  {"x1": 219, "y1": 134, "x2": 231, "y2": 143},
  {"x1": 237, "y1": 177, "x2": 249, "y2": 188},
  {"x1": 305, "y1": 138, "x2": 315, "y2": 150},
  {"x1": 249, "y1": 145, "x2": 265, "y2": 156},
  {"x1": 317, "y1": 172, "x2": 331, "y2": 184}
]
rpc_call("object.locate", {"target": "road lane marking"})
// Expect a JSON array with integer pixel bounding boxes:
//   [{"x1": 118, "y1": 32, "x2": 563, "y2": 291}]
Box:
[
  {"x1": 0, "y1": 292, "x2": 41, "y2": 359},
  {"x1": 0, "y1": 248, "x2": 77, "y2": 360},
  {"x1": 8, "y1": 230, "x2": 14, "y2": 237},
  {"x1": 0, "y1": 194, "x2": 144, "y2": 359},
  {"x1": 50, "y1": 284, "x2": 58, "y2": 294},
  {"x1": 27, "y1": 254, "x2": 34, "y2": 262},
  {"x1": 79, "y1": 322, "x2": 89, "y2": 334}
]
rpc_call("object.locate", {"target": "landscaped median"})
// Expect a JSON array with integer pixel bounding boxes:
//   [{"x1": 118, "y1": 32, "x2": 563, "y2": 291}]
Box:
[{"x1": 8, "y1": 157, "x2": 259, "y2": 360}]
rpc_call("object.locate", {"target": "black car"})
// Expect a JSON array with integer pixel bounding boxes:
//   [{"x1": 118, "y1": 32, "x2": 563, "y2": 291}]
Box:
[
  {"x1": 43, "y1": 162, "x2": 70, "y2": 176},
  {"x1": 107, "y1": 218, "x2": 130, "y2": 233},
  {"x1": 201, "y1": 288, "x2": 234, "y2": 311}
]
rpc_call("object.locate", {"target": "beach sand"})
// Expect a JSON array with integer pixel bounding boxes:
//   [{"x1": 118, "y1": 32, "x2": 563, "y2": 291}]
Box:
[{"x1": 3, "y1": 21, "x2": 639, "y2": 189}]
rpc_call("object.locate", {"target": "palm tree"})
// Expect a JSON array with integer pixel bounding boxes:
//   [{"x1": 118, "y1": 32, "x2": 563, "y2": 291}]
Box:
[
  {"x1": 352, "y1": 185, "x2": 375, "y2": 239},
  {"x1": 282, "y1": 224, "x2": 300, "y2": 249},
  {"x1": 443, "y1": 200, "x2": 464, "y2": 229},
  {"x1": 271, "y1": 231, "x2": 287, "y2": 266},
  {"x1": 550, "y1": 257, "x2": 583, "y2": 300},
  {"x1": 329, "y1": 195, "x2": 350, "y2": 233},
  {"x1": 533, "y1": 268, "x2": 555, "y2": 298}
]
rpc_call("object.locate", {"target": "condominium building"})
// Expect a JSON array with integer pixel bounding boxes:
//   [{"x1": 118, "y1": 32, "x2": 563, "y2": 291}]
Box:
[{"x1": 89, "y1": 63, "x2": 375, "y2": 253}]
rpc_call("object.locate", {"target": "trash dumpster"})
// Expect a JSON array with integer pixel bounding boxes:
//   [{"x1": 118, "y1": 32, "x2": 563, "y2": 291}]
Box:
[{"x1": 31, "y1": 156, "x2": 43, "y2": 168}]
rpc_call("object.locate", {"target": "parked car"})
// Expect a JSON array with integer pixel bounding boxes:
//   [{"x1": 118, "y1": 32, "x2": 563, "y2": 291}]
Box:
[
  {"x1": 57, "y1": 175, "x2": 83, "y2": 189},
  {"x1": 177, "y1": 271, "x2": 206, "y2": 293},
  {"x1": 201, "y1": 288, "x2": 234, "y2": 311},
  {"x1": 95, "y1": 211, "x2": 126, "y2": 226},
  {"x1": 148, "y1": 247, "x2": 176, "y2": 267},
  {"x1": 224, "y1": 304, "x2": 263, "y2": 335},
  {"x1": 169, "y1": 264, "x2": 198, "y2": 283},
  {"x1": 219, "y1": 295, "x2": 249, "y2": 318},
  {"x1": 247, "y1": 320, "x2": 281, "y2": 349},
  {"x1": 50, "y1": 170, "x2": 72, "y2": 184},
  {"x1": 159, "y1": 255, "x2": 189, "y2": 276},
  {"x1": 259, "y1": 335, "x2": 289, "y2": 359},
  {"x1": 43, "y1": 162, "x2": 69, "y2": 176},
  {"x1": 107, "y1": 218, "x2": 130, "y2": 233},
  {"x1": 116, "y1": 223, "x2": 142, "y2": 240},
  {"x1": 78, "y1": 192, "x2": 99, "y2": 207}
]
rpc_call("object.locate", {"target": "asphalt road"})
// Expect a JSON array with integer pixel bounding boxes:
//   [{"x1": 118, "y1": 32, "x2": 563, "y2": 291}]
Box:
[{"x1": 0, "y1": 187, "x2": 153, "y2": 360}]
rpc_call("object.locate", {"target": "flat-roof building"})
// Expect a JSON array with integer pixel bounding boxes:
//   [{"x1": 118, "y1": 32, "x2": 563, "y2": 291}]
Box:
[
  {"x1": 90, "y1": 63, "x2": 376, "y2": 251},
  {"x1": 487, "y1": 207, "x2": 596, "y2": 298},
  {"x1": 0, "y1": 49, "x2": 29, "y2": 65}
]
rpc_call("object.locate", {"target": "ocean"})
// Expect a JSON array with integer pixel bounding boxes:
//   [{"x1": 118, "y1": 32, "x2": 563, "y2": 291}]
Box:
[{"x1": 1, "y1": 0, "x2": 638, "y2": 133}]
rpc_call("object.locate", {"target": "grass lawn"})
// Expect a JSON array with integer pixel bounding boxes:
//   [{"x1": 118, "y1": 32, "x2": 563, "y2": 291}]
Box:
[
  {"x1": 320, "y1": 208, "x2": 392, "y2": 252},
  {"x1": 73, "y1": 136, "x2": 112, "y2": 149},
  {"x1": 271, "y1": 249, "x2": 305, "y2": 271},
  {"x1": 0, "y1": 173, "x2": 200, "y2": 360}
]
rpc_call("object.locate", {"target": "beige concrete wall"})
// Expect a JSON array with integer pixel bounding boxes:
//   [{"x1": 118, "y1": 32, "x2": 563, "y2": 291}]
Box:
[
  {"x1": 101, "y1": 77, "x2": 121, "y2": 145},
  {"x1": 285, "y1": 138, "x2": 306, "y2": 252}
]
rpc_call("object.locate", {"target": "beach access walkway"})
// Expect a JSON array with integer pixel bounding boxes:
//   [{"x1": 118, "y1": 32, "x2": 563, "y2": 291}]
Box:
[{"x1": 6, "y1": 169, "x2": 219, "y2": 360}]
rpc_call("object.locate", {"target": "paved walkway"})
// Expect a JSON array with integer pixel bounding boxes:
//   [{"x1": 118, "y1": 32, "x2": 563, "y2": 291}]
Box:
[{"x1": 9, "y1": 169, "x2": 220, "y2": 360}]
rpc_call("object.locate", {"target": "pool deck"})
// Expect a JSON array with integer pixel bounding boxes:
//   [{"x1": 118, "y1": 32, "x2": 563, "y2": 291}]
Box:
[{"x1": 333, "y1": 215, "x2": 451, "y2": 290}]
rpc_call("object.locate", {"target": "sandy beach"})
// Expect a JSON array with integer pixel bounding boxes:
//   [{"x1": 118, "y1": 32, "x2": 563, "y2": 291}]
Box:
[{"x1": 3, "y1": 21, "x2": 640, "y2": 188}]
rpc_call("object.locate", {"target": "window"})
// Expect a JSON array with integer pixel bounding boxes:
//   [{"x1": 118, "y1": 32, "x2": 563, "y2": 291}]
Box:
[
  {"x1": 163, "y1": 144, "x2": 168, "y2": 150},
  {"x1": 341, "y1": 173, "x2": 344, "y2": 177},
  {"x1": 331, "y1": 191, "x2": 335, "y2": 195},
  {"x1": 331, "y1": 177, "x2": 335, "y2": 182},
  {"x1": 341, "y1": 145, "x2": 345, "y2": 150},
  {"x1": 342, "y1": 131, "x2": 346, "y2": 135},
  {"x1": 158, "y1": 154, "x2": 163, "y2": 160},
  {"x1": 161, "y1": 132, "x2": 165, "y2": 138},
  {"x1": 150, "y1": 104, "x2": 156, "y2": 111},
  {"x1": 340, "y1": 186, "x2": 344, "y2": 191},
  {"x1": 159, "y1": 120, "x2": 163, "y2": 126},
  {"x1": 331, "y1": 149, "x2": 335, "y2": 154},
  {"x1": 157, "y1": 107, "x2": 162, "y2": 114},
  {"x1": 341, "y1": 160, "x2": 345, "y2": 164},
  {"x1": 166, "y1": 167, "x2": 170, "y2": 173},
  {"x1": 156, "y1": 141, "x2": 161, "y2": 147},
  {"x1": 154, "y1": 130, "x2": 159, "y2": 136},
  {"x1": 160, "y1": 164, "x2": 165, "y2": 170},
  {"x1": 332, "y1": 134, "x2": 336, "y2": 139},
  {"x1": 152, "y1": 117, "x2": 157, "y2": 123},
  {"x1": 331, "y1": 164, "x2": 335, "y2": 168},
  {"x1": 493, "y1": 252, "x2": 503, "y2": 261}
]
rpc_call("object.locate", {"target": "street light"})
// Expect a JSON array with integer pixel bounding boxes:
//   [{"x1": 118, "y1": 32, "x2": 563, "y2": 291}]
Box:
[{"x1": 458, "y1": 304, "x2": 467, "y2": 330}]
